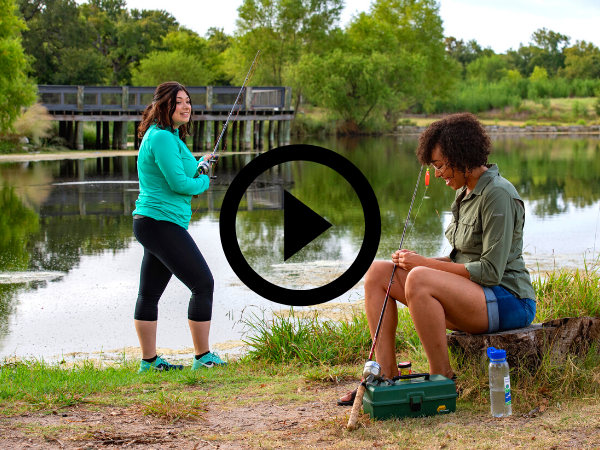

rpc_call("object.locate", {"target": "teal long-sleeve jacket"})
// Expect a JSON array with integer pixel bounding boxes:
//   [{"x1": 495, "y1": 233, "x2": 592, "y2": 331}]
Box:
[{"x1": 132, "y1": 124, "x2": 209, "y2": 229}]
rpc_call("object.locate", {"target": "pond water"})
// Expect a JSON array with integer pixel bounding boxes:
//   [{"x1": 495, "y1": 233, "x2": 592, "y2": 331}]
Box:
[{"x1": 1, "y1": 134, "x2": 599, "y2": 360}]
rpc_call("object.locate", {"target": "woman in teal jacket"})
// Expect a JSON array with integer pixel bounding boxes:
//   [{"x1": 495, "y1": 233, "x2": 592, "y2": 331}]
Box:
[{"x1": 132, "y1": 81, "x2": 225, "y2": 373}]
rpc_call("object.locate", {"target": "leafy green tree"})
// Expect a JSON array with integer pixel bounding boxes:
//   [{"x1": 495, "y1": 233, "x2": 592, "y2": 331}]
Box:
[
  {"x1": 505, "y1": 44, "x2": 536, "y2": 78},
  {"x1": 52, "y1": 48, "x2": 111, "y2": 85},
  {"x1": 561, "y1": 41, "x2": 600, "y2": 80},
  {"x1": 234, "y1": 0, "x2": 344, "y2": 85},
  {"x1": 18, "y1": 0, "x2": 102, "y2": 85},
  {"x1": 529, "y1": 28, "x2": 570, "y2": 76},
  {"x1": 350, "y1": 0, "x2": 458, "y2": 113},
  {"x1": 0, "y1": 0, "x2": 36, "y2": 132},
  {"x1": 466, "y1": 54, "x2": 508, "y2": 82},
  {"x1": 298, "y1": 49, "x2": 423, "y2": 132},
  {"x1": 131, "y1": 50, "x2": 212, "y2": 86},
  {"x1": 161, "y1": 27, "x2": 233, "y2": 85},
  {"x1": 81, "y1": 0, "x2": 178, "y2": 84},
  {"x1": 445, "y1": 37, "x2": 492, "y2": 78}
]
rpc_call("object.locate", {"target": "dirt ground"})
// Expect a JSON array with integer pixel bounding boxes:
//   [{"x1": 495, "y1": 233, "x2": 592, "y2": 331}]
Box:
[{"x1": 2, "y1": 381, "x2": 600, "y2": 450}]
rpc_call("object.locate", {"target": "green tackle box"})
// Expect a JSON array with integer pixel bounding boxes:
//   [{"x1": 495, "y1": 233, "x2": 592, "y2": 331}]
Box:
[{"x1": 363, "y1": 374, "x2": 457, "y2": 420}]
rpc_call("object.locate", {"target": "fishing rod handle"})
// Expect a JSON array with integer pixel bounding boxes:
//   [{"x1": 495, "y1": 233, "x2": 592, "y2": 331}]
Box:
[{"x1": 347, "y1": 384, "x2": 366, "y2": 430}]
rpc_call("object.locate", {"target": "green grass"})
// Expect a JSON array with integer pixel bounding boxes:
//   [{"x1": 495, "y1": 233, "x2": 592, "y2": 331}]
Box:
[
  {"x1": 0, "y1": 139, "x2": 20, "y2": 154},
  {"x1": 242, "y1": 308, "x2": 420, "y2": 366},
  {"x1": 533, "y1": 262, "x2": 600, "y2": 321}
]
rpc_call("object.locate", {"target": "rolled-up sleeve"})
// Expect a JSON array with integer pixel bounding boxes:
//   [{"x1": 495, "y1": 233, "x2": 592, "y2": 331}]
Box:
[
  {"x1": 153, "y1": 132, "x2": 210, "y2": 196},
  {"x1": 464, "y1": 188, "x2": 514, "y2": 286}
]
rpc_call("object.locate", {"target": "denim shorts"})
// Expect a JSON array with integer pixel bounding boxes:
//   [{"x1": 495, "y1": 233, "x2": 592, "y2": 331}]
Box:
[{"x1": 482, "y1": 285, "x2": 536, "y2": 333}]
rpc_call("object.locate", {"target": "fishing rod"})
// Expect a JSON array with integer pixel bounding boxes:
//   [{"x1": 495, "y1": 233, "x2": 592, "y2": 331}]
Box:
[
  {"x1": 197, "y1": 50, "x2": 261, "y2": 179},
  {"x1": 347, "y1": 165, "x2": 428, "y2": 431}
]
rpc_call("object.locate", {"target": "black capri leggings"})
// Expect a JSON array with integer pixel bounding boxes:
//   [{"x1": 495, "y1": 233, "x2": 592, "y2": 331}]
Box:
[{"x1": 132, "y1": 217, "x2": 214, "y2": 322}]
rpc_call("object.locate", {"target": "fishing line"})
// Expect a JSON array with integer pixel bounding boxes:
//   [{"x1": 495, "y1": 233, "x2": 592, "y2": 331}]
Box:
[
  {"x1": 191, "y1": 50, "x2": 261, "y2": 219},
  {"x1": 403, "y1": 167, "x2": 430, "y2": 248}
]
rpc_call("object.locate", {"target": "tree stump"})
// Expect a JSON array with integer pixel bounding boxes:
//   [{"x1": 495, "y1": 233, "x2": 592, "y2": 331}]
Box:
[{"x1": 446, "y1": 317, "x2": 600, "y2": 371}]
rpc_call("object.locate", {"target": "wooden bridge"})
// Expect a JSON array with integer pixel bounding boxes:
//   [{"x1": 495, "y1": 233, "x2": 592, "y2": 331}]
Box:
[{"x1": 38, "y1": 85, "x2": 294, "y2": 151}]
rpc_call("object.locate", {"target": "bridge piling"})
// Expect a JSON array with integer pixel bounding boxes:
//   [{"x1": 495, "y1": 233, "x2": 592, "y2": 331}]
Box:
[
  {"x1": 112, "y1": 122, "x2": 121, "y2": 150},
  {"x1": 134, "y1": 122, "x2": 140, "y2": 150},
  {"x1": 258, "y1": 121, "x2": 264, "y2": 149},
  {"x1": 96, "y1": 122, "x2": 101, "y2": 149},
  {"x1": 120, "y1": 121, "x2": 128, "y2": 149},
  {"x1": 244, "y1": 120, "x2": 252, "y2": 149},
  {"x1": 102, "y1": 122, "x2": 110, "y2": 149},
  {"x1": 75, "y1": 121, "x2": 84, "y2": 150},
  {"x1": 253, "y1": 121, "x2": 259, "y2": 149},
  {"x1": 231, "y1": 121, "x2": 238, "y2": 150},
  {"x1": 268, "y1": 121, "x2": 274, "y2": 148},
  {"x1": 66, "y1": 121, "x2": 73, "y2": 147}
]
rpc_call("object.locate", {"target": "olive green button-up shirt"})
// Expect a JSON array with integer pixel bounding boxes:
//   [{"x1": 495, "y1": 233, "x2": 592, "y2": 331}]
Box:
[{"x1": 444, "y1": 164, "x2": 536, "y2": 300}]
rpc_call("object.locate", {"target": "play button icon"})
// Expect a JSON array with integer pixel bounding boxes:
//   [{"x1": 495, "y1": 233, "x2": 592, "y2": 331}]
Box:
[
  {"x1": 283, "y1": 190, "x2": 332, "y2": 260},
  {"x1": 219, "y1": 144, "x2": 381, "y2": 307}
]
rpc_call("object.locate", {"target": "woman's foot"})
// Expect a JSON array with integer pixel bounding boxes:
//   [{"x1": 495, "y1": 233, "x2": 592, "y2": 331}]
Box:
[
  {"x1": 191, "y1": 351, "x2": 227, "y2": 370},
  {"x1": 138, "y1": 355, "x2": 184, "y2": 373},
  {"x1": 337, "y1": 388, "x2": 357, "y2": 407}
]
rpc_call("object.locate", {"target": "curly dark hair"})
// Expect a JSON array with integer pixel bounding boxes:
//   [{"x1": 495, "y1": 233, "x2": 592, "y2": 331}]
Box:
[
  {"x1": 416, "y1": 113, "x2": 491, "y2": 173},
  {"x1": 138, "y1": 81, "x2": 193, "y2": 140}
]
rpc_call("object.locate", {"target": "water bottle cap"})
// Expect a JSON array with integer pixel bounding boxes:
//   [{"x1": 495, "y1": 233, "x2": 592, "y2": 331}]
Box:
[{"x1": 487, "y1": 347, "x2": 506, "y2": 361}]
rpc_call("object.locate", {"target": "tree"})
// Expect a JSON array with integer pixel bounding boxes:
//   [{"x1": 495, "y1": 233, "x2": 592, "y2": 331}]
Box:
[
  {"x1": 561, "y1": 41, "x2": 600, "y2": 80},
  {"x1": 466, "y1": 54, "x2": 508, "y2": 82},
  {"x1": 234, "y1": 0, "x2": 344, "y2": 85},
  {"x1": 345, "y1": 0, "x2": 458, "y2": 113},
  {"x1": 131, "y1": 50, "x2": 212, "y2": 86},
  {"x1": 81, "y1": 0, "x2": 178, "y2": 84},
  {"x1": 0, "y1": 0, "x2": 36, "y2": 132},
  {"x1": 529, "y1": 28, "x2": 570, "y2": 76},
  {"x1": 18, "y1": 0, "x2": 99, "y2": 84},
  {"x1": 298, "y1": 49, "x2": 424, "y2": 132}
]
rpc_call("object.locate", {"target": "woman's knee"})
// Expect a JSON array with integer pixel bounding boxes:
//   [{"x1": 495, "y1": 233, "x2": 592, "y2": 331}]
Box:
[{"x1": 405, "y1": 266, "x2": 434, "y2": 301}]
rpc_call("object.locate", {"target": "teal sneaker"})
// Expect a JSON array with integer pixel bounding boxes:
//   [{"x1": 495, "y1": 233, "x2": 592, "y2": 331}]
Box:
[
  {"x1": 191, "y1": 351, "x2": 227, "y2": 370},
  {"x1": 138, "y1": 355, "x2": 184, "y2": 373}
]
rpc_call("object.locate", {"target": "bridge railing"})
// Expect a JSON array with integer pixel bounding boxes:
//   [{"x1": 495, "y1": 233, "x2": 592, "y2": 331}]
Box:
[{"x1": 37, "y1": 86, "x2": 288, "y2": 112}]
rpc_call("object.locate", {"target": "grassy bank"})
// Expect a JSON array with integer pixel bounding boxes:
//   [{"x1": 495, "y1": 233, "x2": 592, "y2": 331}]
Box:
[
  {"x1": 1, "y1": 265, "x2": 599, "y2": 448},
  {"x1": 294, "y1": 95, "x2": 600, "y2": 135}
]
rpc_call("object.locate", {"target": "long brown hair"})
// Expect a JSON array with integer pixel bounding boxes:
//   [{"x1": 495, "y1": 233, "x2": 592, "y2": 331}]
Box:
[{"x1": 137, "y1": 82, "x2": 194, "y2": 140}]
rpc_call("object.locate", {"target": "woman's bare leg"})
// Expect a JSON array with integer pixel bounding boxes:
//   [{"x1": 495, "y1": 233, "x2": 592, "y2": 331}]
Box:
[
  {"x1": 188, "y1": 320, "x2": 211, "y2": 355},
  {"x1": 134, "y1": 320, "x2": 157, "y2": 359},
  {"x1": 404, "y1": 266, "x2": 488, "y2": 377}
]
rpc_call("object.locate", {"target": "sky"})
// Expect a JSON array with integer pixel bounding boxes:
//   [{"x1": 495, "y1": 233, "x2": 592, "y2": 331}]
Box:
[{"x1": 79, "y1": 0, "x2": 600, "y2": 53}]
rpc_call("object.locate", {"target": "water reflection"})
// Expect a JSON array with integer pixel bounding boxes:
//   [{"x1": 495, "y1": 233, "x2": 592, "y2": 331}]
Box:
[{"x1": 0, "y1": 134, "x2": 598, "y2": 358}]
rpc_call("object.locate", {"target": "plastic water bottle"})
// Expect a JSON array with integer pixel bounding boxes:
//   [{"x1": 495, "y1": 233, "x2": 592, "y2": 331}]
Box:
[{"x1": 487, "y1": 347, "x2": 512, "y2": 417}]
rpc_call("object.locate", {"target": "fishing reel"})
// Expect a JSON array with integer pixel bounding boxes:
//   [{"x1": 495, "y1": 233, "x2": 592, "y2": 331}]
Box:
[
  {"x1": 197, "y1": 156, "x2": 220, "y2": 179},
  {"x1": 363, "y1": 360, "x2": 395, "y2": 386},
  {"x1": 363, "y1": 360, "x2": 382, "y2": 383}
]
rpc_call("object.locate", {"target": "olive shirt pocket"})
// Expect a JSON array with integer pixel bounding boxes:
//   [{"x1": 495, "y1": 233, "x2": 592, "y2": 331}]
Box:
[{"x1": 445, "y1": 214, "x2": 482, "y2": 255}]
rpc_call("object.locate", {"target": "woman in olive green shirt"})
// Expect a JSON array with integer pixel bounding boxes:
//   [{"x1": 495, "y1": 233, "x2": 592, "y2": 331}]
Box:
[{"x1": 338, "y1": 113, "x2": 535, "y2": 405}]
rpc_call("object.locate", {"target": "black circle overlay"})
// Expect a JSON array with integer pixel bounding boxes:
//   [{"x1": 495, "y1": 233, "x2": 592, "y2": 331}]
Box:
[{"x1": 219, "y1": 144, "x2": 381, "y2": 307}]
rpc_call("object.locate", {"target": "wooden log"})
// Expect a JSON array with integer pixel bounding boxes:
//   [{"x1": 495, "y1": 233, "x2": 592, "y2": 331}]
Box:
[{"x1": 447, "y1": 317, "x2": 600, "y2": 371}]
